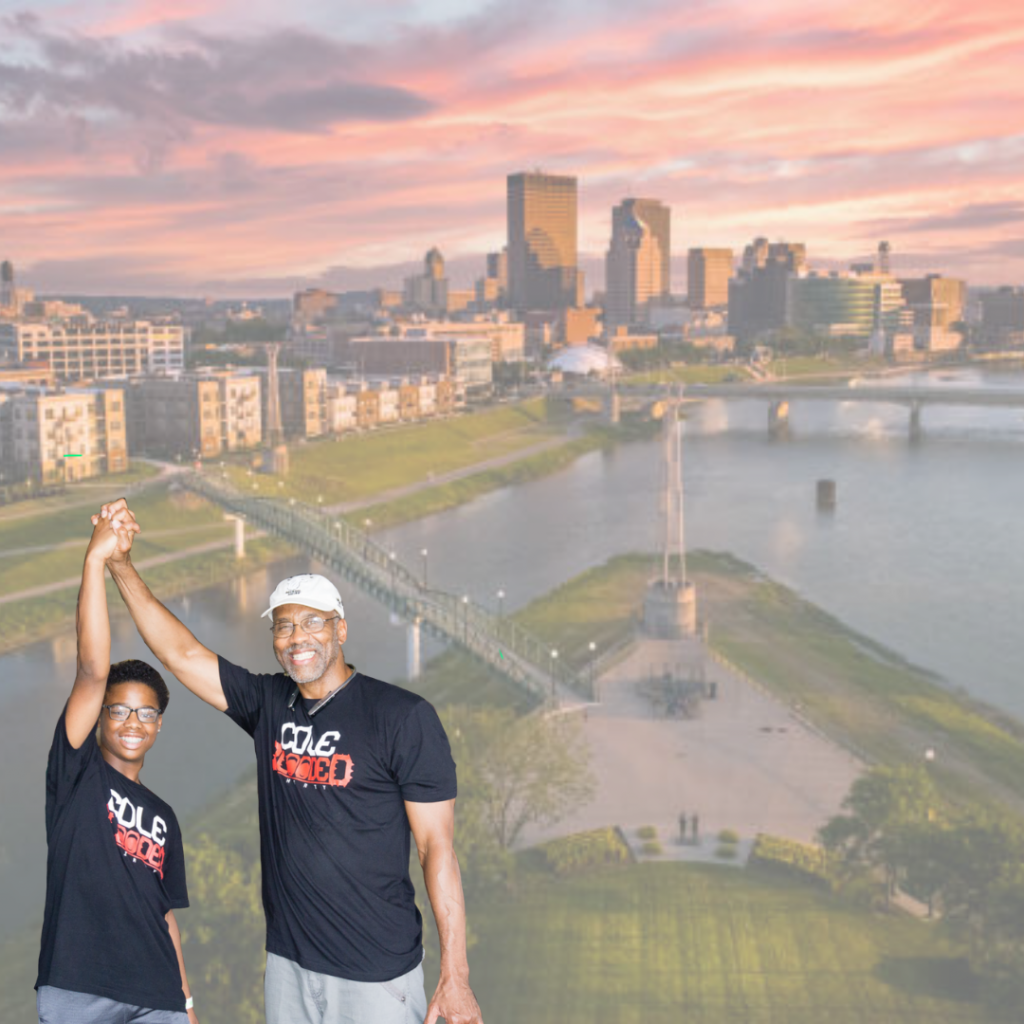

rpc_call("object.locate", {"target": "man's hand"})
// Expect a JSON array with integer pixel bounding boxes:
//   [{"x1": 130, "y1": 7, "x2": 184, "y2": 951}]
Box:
[
  {"x1": 187, "y1": 1007, "x2": 199, "y2": 1024},
  {"x1": 90, "y1": 498, "x2": 140, "y2": 563},
  {"x1": 426, "y1": 973, "x2": 483, "y2": 1024}
]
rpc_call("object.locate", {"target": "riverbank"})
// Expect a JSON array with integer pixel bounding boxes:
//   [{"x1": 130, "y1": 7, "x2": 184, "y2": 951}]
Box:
[
  {"x1": 220, "y1": 396, "x2": 572, "y2": 506},
  {"x1": 351, "y1": 416, "x2": 656, "y2": 531}
]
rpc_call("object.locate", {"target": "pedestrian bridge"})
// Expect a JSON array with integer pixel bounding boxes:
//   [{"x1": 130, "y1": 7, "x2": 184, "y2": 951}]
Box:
[{"x1": 185, "y1": 471, "x2": 583, "y2": 704}]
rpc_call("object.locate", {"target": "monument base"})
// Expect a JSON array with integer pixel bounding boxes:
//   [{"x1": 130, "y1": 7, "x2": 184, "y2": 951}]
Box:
[
  {"x1": 643, "y1": 579, "x2": 698, "y2": 638},
  {"x1": 261, "y1": 444, "x2": 289, "y2": 476}
]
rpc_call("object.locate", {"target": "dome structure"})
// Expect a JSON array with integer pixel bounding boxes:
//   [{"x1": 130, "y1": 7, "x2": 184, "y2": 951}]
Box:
[{"x1": 547, "y1": 344, "x2": 623, "y2": 377}]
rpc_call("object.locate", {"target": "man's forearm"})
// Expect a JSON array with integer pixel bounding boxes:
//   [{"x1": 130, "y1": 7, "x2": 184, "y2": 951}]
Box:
[
  {"x1": 108, "y1": 555, "x2": 199, "y2": 668},
  {"x1": 422, "y1": 843, "x2": 471, "y2": 980}
]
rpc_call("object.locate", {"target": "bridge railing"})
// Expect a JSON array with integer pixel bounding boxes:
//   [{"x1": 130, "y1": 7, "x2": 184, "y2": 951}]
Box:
[{"x1": 184, "y1": 472, "x2": 583, "y2": 700}]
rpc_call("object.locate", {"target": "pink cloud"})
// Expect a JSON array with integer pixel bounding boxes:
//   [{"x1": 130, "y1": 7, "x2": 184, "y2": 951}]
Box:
[{"x1": 2, "y1": 0, "x2": 1023, "y2": 292}]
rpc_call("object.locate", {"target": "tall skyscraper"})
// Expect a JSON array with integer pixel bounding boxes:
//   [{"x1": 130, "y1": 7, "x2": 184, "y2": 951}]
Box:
[
  {"x1": 507, "y1": 172, "x2": 578, "y2": 314},
  {"x1": 687, "y1": 248, "x2": 733, "y2": 309},
  {"x1": 604, "y1": 198, "x2": 671, "y2": 330}
]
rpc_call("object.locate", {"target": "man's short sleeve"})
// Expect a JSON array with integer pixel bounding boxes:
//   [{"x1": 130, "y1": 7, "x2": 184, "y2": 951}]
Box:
[
  {"x1": 218, "y1": 655, "x2": 270, "y2": 737},
  {"x1": 391, "y1": 701, "x2": 457, "y2": 802},
  {"x1": 46, "y1": 704, "x2": 99, "y2": 816},
  {"x1": 163, "y1": 817, "x2": 189, "y2": 910}
]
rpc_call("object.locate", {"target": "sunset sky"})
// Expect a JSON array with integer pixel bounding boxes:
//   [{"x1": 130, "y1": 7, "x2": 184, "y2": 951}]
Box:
[{"x1": 1, "y1": 0, "x2": 1023, "y2": 296}]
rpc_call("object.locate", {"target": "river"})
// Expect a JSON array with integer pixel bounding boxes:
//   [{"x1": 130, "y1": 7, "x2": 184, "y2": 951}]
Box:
[{"x1": 2, "y1": 365, "x2": 1022, "y2": 941}]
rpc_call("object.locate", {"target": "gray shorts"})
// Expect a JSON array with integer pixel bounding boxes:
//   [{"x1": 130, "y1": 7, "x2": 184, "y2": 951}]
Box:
[
  {"x1": 265, "y1": 951, "x2": 427, "y2": 1024},
  {"x1": 37, "y1": 985, "x2": 189, "y2": 1024}
]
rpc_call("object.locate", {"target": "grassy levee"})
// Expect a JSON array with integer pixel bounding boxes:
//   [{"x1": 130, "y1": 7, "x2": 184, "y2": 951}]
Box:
[
  {"x1": 221, "y1": 397, "x2": 568, "y2": 505},
  {"x1": 0, "y1": 482, "x2": 299, "y2": 654},
  {"x1": 351, "y1": 419, "x2": 654, "y2": 531},
  {"x1": 623, "y1": 364, "x2": 753, "y2": 385},
  {"x1": 695, "y1": 553, "x2": 1024, "y2": 811},
  {"x1": 0, "y1": 536, "x2": 295, "y2": 654},
  {"x1": 0, "y1": 460, "x2": 160, "y2": 515},
  {"x1": 0, "y1": 486, "x2": 232, "y2": 594}
]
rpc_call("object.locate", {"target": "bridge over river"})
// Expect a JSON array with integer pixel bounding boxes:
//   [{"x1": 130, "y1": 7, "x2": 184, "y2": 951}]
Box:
[
  {"x1": 185, "y1": 472, "x2": 587, "y2": 705},
  {"x1": 576, "y1": 379, "x2": 1024, "y2": 436}
]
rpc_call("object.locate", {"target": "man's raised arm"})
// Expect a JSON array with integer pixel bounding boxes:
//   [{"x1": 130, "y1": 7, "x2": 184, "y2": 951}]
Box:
[{"x1": 96, "y1": 498, "x2": 227, "y2": 712}]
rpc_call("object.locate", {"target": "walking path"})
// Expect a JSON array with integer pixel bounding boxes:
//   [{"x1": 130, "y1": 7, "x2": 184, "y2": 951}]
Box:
[
  {"x1": 0, "y1": 533, "x2": 263, "y2": 605},
  {"x1": 520, "y1": 635, "x2": 862, "y2": 852}
]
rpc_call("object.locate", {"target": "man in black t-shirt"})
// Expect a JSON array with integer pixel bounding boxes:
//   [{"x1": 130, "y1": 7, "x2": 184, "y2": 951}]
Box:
[
  {"x1": 101, "y1": 497, "x2": 483, "y2": 1024},
  {"x1": 36, "y1": 507, "x2": 198, "y2": 1024}
]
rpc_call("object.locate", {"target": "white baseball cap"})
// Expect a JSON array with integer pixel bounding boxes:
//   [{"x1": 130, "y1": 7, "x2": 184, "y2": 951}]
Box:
[{"x1": 261, "y1": 574, "x2": 345, "y2": 619}]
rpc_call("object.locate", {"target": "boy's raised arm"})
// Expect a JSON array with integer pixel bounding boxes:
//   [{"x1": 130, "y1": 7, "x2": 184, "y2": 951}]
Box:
[{"x1": 65, "y1": 508, "x2": 140, "y2": 749}]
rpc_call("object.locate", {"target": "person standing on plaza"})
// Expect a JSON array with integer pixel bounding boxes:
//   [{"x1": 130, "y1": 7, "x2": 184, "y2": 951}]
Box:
[
  {"x1": 98, "y1": 497, "x2": 483, "y2": 1024},
  {"x1": 36, "y1": 507, "x2": 197, "y2": 1024}
]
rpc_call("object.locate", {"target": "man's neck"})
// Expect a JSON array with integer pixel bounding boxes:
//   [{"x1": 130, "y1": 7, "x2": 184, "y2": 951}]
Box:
[{"x1": 297, "y1": 661, "x2": 354, "y2": 702}]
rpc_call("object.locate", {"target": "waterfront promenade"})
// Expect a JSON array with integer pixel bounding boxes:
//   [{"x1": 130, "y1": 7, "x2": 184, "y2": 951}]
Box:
[{"x1": 520, "y1": 635, "x2": 862, "y2": 850}]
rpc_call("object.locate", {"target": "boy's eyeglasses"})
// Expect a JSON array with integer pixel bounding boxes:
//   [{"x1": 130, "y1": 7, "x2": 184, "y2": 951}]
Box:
[{"x1": 102, "y1": 704, "x2": 160, "y2": 723}]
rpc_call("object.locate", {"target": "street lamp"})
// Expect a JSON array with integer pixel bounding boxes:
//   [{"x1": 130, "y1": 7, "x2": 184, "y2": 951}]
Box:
[
  {"x1": 462, "y1": 594, "x2": 470, "y2": 643},
  {"x1": 549, "y1": 648, "x2": 559, "y2": 702},
  {"x1": 496, "y1": 588, "x2": 505, "y2": 619},
  {"x1": 317, "y1": 494, "x2": 323, "y2": 513},
  {"x1": 588, "y1": 640, "x2": 597, "y2": 701},
  {"x1": 420, "y1": 548, "x2": 429, "y2": 589},
  {"x1": 389, "y1": 551, "x2": 397, "y2": 589}
]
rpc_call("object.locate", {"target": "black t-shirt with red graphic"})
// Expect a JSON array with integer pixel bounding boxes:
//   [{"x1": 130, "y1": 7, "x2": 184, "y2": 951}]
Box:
[
  {"x1": 219, "y1": 655, "x2": 457, "y2": 982},
  {"x1": 35, "y1": 707, "x2": 189, "y2": 1012}
]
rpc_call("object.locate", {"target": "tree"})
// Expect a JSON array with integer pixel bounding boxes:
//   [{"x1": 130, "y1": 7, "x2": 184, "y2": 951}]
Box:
[
  {"x1": 178, "y1": 836, "x2": 265, "y2": 1024},
  {"x1": 442, "y1": 706, "x2": 594, "y2": 852},
  {"x1": 818, "y1": 764, "x2": 937, "y2": 905}
]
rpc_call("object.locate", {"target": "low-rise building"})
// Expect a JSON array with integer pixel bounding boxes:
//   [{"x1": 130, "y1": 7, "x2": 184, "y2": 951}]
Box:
[
  {"x1": 257, "y1": 367, "x2": 327, "y2": 440},
  {"x1": 0, "y1": 384, "x2": 127, "y2": 484},
  {"x1": 348, "y1": 335, "x2": 492, "y2": 394},
  {"x1": 0, "y1": 316, "x2": 185, "y2": 381},
  {"x1": 94, "y1": 370, "x2": 261, "y2": 460}
]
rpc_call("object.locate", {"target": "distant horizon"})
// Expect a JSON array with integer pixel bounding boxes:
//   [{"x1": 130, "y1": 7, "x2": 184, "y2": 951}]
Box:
[
  {"x1": 2, "y1": 0, "x2": 1022, "y2": 294},
  {"x1": 14, "y1": 244, "x2": 1008, "y2": 303}
]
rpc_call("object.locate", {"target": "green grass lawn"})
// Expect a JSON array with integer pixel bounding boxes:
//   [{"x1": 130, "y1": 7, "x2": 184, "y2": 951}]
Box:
[
  {"x1": 625, "y1": 364, "x2": 752, "y2": 386},
  {"x1": 767, "y1": 355, "x2": 889, "y2": 380},
  {"x1": 458, "y1": 861, "x2": 996, "y2": 1024},
  {"x1": 0, "y1": 460, "x2": 160, "y2": 516},
  {"x1": 222, "y1": 398, "x2": 563, "y2": 506},
  {"x1": 0, "y1": 486, "x2": 232, "y2": 596},
  {"x1": 350, "y1": 429, "x2": 610, "y2": 530}
]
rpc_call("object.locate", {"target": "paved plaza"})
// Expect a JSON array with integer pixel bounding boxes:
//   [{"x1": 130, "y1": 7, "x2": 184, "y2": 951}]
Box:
[{"x1": 520, "y1": 636, "x2": 863, "y2": 850}]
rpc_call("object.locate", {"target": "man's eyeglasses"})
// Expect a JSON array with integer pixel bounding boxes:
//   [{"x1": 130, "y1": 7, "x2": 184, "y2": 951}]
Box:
[
  {"x1": 102, "y1": 704, "x2": 160, "y2": 723},
  {"x1": 270, "y1": 615, "x2": 340, "y2": 639}
]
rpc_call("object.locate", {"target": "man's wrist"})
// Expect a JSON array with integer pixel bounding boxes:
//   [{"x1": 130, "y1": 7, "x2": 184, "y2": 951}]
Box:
[{"x1": 107, "y1": 552, "x2": 132, "y2": 574}]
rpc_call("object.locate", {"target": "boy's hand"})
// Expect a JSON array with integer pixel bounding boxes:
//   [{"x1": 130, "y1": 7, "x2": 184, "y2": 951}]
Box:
[{"x1": 89, "y1": 499, "x2": 141, "y2": 563}]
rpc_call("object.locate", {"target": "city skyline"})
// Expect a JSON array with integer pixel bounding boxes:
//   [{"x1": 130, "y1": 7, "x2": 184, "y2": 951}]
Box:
[{"x1": 1, "y1": 0, "x2": 1022, "y2": 295}]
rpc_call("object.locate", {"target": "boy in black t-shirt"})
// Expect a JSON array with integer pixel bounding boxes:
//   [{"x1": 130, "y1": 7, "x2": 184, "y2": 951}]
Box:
[{"x1": 35, "y1": 507, "x2": 198, "y2": 1024}]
